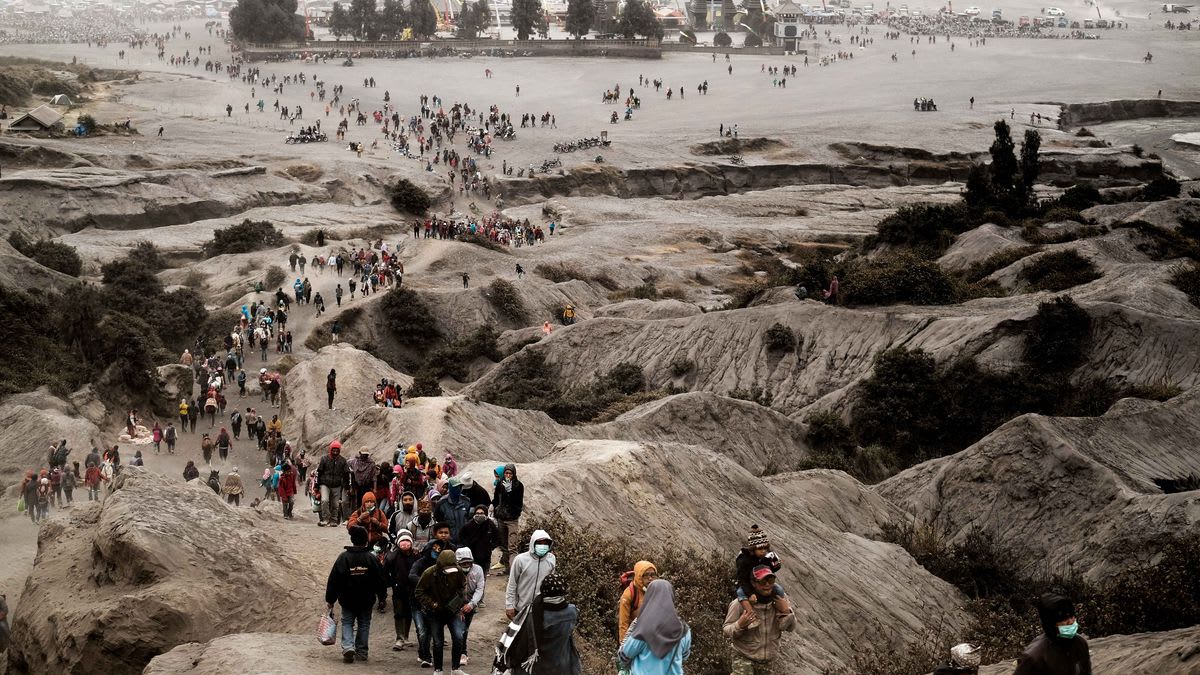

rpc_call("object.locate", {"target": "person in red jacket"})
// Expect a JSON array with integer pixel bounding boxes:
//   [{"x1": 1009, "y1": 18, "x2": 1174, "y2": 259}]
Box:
[
  {"x1": 277, "y1": 461, "x2": 298, "y2": 519},
  {"x1": 348, "y1": 492, "x2": 389, "y2": 548}
]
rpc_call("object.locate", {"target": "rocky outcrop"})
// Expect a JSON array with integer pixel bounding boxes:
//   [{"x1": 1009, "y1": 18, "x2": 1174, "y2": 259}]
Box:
[
  {"x1": 0, "y1": 166, "x2": 327, "y2": 235},
  {"x1": 0, "y1": 389, "x2": 101, "y2": 491},
  {"x1": 975, "y1": 626, "x2": 1200, "y2": 674},
  {"x1": 1058, "y1": 99, "x2": 1200, "y2": 128},
  {"x1": 5, "y1": 469, "x2": 322, "y2": 674},
  {"x1": 281, "y1": 344, "x2": 412, "y2": 448},
  {"x1": 877, "y1": 387, "x2": 1200, "y2": 580},
  {"x1": 593, "y1": 298, "x2": 702, "y2": 320},
  {"x1": 937, "y1": 223, "x2": 1030, "y2": 273}
]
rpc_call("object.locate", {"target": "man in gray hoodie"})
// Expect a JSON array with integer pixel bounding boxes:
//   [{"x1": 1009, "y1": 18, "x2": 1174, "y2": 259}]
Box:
[{"x1": 505, "y1": 529, "x2": 556, "y2": 619}]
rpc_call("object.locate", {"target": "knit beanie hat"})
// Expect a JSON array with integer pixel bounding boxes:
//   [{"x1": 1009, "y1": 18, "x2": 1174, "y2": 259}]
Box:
[
  {"x1": 746, "y1": 524, "x2": 770, "y2": 549},
  {"x1": 540, "y1": 573, "x2": 567, "y2": 598}
]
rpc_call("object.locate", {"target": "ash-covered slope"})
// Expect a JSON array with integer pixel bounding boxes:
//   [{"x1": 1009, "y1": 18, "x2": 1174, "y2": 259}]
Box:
[
  {"x1": 877, "y1": 388, "x2": 1200, "y2": 580},
  {"x1": 5, "y1": 469, "x2": 323, "y2": 675},
  {"x1": 482, "y1": 439, "x2": 966, "y2": 673},
  {"x1": 973, "y1": 625, "x2": 1200, "y2": 675}
]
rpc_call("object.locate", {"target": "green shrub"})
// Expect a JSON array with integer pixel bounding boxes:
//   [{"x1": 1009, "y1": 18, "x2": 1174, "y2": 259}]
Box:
[
  {"x1": 795, "y1": 444, "x2": 901, "y2": 485},
  {"x1": 517, "y1": 512, "x2": 734, "y2": 675},
  {"x1": 479, "y1": 351, "x2": 659, "y2": 424},
  {"x1": 427, "y1": 325, "x2": 502, "y2": 380},
  {"x1": 1115, "y1": 220, "x2": 1200, "y2": 262},
  {"x1": 1046, "y1": 184, "x2": 1103, "y2": 212},
  {"x1": 299, "y1": 228, "x2": 330, "y2": 246},
  {"x1": 1074, "y1": 127, "x2": 1095, "y2": 137},
  {"x1": 743, "y1": 32, "x2": 763, "y2": 47},
  {"x1": 841, "y1": 252, "x2": 962, "y2": 306},
  {"x1": 763, "y1": 322, "x2": 796, "y2": 352},
  {"x1": 669, "y1": 354, "x2": 693, "y2": 377},
  {"x1": 264, "y1": 265, "x2": 287, "y2": 289},
  {"x1": 726, "y1": 384, "x2": 774, "y2": 408},
  {"x1": 881, "y1": 522, "x2": 1200, "y2": 663},
  {"x1": 380, "y1": 286, "x2": 440, "y2": 342},
  {"x1": 805, "y1": 411, "x2": 854, "y2": 453},
  {"x1": 486, "y1": 278, "x2": 527, "y2": 322},
  {"x1": 390, "y1": 178, "x2": 433, "y2": 214},
  {"x1": 1170, "y1": 263, "x2": 1200, "y2": 308},
  {"x1": 1018, "y1": 249, "x2": 1101, "y2": 291},
  {"x1": 203, "y1": 219, "x2": 284, "y2": 257},
  {"x1": 1025, "y1": 295, "x2": 1092, "y2": 373},
  {"x1": 611, "y1": 281, "x2": 658, "y2": 301},
  {"x1": 405, "y1": 369, "x2": 443, "y2": 397},
  {"x1": 874, "y1": 203, "x2": 971, "y2": 254},
  {"x1": 76, "y1": 113, "x2": 97, "y2": 133},
  {"x1": 1040, "y1": 206, "x2": 1084, "y2": 223},
  {"x1": 7, "y1": 232, "x2": 82, "y2": 276},
  {"x1": 534, "y1": 262, "x2": 618, "y2": 289},
  {"x1": 713, "y1": 31, "x2": 732, "y2": 47},
  {"x1": 962, "y1": 245, "x2": 1041, "y2": 283},
  {"x1": 851, "y1": 342, "x2": 1116, "y2": 471},
  {"x1": 1137, "y1": 176, "x2": 1180, "y2": 202}
]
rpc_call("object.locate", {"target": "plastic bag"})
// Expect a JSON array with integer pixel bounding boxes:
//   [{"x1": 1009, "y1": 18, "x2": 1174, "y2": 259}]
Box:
[
  {"x1": 17, "y1": 496, "x2": 25, "y2": 513},
  {"x1": 317, "y1": 610, "x2": 337, "y2": 646}
]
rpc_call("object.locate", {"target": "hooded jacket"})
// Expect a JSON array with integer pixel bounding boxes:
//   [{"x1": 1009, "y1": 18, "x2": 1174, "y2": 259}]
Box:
[
  {"x1": 492, "y1": 463, "x2": 524, "y2": 521},
  {"x1": 317, "y1": 445, "x2": 349, "y2": 488},
  {"x1": 721, "y1": 594, "x2": 797, "y2": 663},
  {"x1": 619, "y1": 561, "x2": 657, "y2": 640},
  {"x1": 383, "y1": 533, "x2": 419, "y2": 591},
  {"x1": 459, "y1": 513, "x2": 499, "y2": 571},
  {"x1": 347, "y1": 494, "x2": 389, "y2": 545},
  {"x1": 434, "y1": 489, "x2": 472, "y2": 541},
  {"x1": 1013, "y1": 595, "x2": 1091, "y2": 675},
  {"x1": 505, "y1": 529, "x2": 556, "y2": 612},
  {"x1": 324, "y1": 543, "x2": 387, "y2": 612},
  {"x1": 415, "y1": 550, "x2": 466, "y2": 620}
]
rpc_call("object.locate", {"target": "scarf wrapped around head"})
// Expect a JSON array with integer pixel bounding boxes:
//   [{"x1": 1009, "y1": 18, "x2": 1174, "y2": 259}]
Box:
[{"x1": 627, "y1": 579, "x2": 686, "y2": 658}]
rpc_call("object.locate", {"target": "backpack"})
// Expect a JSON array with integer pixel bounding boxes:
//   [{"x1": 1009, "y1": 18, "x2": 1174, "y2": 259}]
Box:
[{"x1": 619, "y1": 570, "x2": 642, "y2": 614}]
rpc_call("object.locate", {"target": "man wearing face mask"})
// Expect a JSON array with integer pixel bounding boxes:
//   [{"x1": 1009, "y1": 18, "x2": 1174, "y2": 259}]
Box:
[
  {"x1": 1013, "y1": 594, "x2": 1091, "y2": 675},
  {"x1": 409, "y1": 539, "x2": 451, "y2": 669},
  {"x1": 435, "y1": 477, "x2": 472, "y2": 542},
  {"x1": 408, "y1": 499, "x2": 434, "y2": 549},
  {"x1": 391, "y1": 491, "x2": 418, "y2": 537},
  {"x1": 456, "y1": 547, "x2": 486, "y2": 667},
  {"x1": 460, "y1": 504, "x2": 500, "y2": 571},
  {"x1": 347, "y1": 492, "x2": 389, "y2": 548},
  {"x1": 505, "y1": 529, "x2": 556, "y2": 620},
  {"x1": 384, "y1": 529, "x2": 420, "y2": 652}
]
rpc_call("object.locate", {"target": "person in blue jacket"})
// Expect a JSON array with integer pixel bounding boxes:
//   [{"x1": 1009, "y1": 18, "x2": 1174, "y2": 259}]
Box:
[{"x1": 618, "y1": 579, "x2": 691, "y2": 675}]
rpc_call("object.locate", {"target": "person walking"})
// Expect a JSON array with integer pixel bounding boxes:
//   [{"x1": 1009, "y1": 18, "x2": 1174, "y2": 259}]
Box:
[
  {"x1": 164, "y1": 422, "x2": 177, "y2": 453},
  {"x1": 327, "y1": 368, "x2": 337, "y2": 410},
  {"x1": 318, "y1": 440, "x2": 350, "y2": 527},
  {"x1": 415, "y1": 549, "x2": 468, "y2": 675},
  {"x1": 347, "y1": 492, "x2": 389, "y2": 547},
  {"x1": 434, "y1": 477, "x2": 472, "y2": 543},
  {"x1": 277, "y1": 461, "x2": 298, "y2": 519},
  {"x1": 505, "y1": 529, "x2": 556, "y2": 619},
  {"x1": 618, "y1": 579, "x2": 692, "y2": 675},
  {"x1": 222, "y1": 467, "x2": 244, "y2": 506},
  {"x1": 459, "y1": 504, "x2": 499, "y2": 572},
  {"x1": 385, "y1": 530, "x2": 420, "y2": 652},
  {"x1": 722, "y1": 565, "x2": 796, "y2": 674},
  {"x1": 325, "y1": 526, "x2": 388, "y2": 664},
  {"x1": 456, "y1": 547, "x2": 486, "y2": 666},
  {"x1": 492, "y1": 463, "x2": 525, "y2": 574},
  {"x1": 511, "y1": 572, "x2": 582, "y2": 675},
  {"x1": 1013, "y1": 594, "x2": 1091, "y2": 675}
]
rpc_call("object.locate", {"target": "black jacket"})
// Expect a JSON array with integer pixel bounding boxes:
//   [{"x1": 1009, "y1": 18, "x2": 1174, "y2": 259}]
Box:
[
  {"x1": 325, "y1": 545, "x2": 387, "y2": 612},
  {"x1": 317, "y1": 454, "x2": 350, "y2": 488},
  {"x1": 492, "y1": 469, "x2": 524, "y2": 521},
  {"x1": 459, "y1": 518, "x2": 499, "y2": 568},
  {"x1": 383, "y1": 547, "x2": 419, "y2": 593},
  {"x1": 464, "y1": 483, "x2": 491, "y2": 509},
  {"x1": 1014, "y1": 594, "x2": 1092, "y2": 675}
]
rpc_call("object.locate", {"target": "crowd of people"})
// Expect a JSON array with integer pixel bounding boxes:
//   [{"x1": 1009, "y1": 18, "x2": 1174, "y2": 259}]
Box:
[{"x1": 0, "y1": 13, "x2": 139, "y2": 44}]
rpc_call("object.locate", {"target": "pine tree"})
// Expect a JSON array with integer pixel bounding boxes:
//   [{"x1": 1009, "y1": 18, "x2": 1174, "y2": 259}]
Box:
[
  {"x1": 565, "y1": 0, "x2": 595, "y2": 38},
  {"x1": 328, "y1": 1, "x2": 350, "y2": 37},
  {"x1": 511, "y1": 0, "x2": 542, "y2": 39},
  {"x1": 378, "y1": 0, "x2": 407, "y2": 38},
  {"x1": 1018, "y1": 129, "x2": 1042, "y2": 212},
  {"x1": 408, "y1": 0, "x2": 438, "y2": 36},
  {"x1": 988, "y1": 120, "x2": 1019, "y2": 208}
]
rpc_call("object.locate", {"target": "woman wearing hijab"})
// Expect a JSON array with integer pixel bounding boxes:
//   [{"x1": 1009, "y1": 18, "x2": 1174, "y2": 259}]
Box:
[{"x1": 618, "y1": 579, "x2": 691, "y2": 675}]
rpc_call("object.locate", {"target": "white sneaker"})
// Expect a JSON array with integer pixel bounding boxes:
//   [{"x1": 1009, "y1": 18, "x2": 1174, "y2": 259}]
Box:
[
  {"x1": 460, "y1": 654, "x2": 469, "y2": 665},
  {"x1": 392, "y1": 640, "x2": 404, "y2": 651}
]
